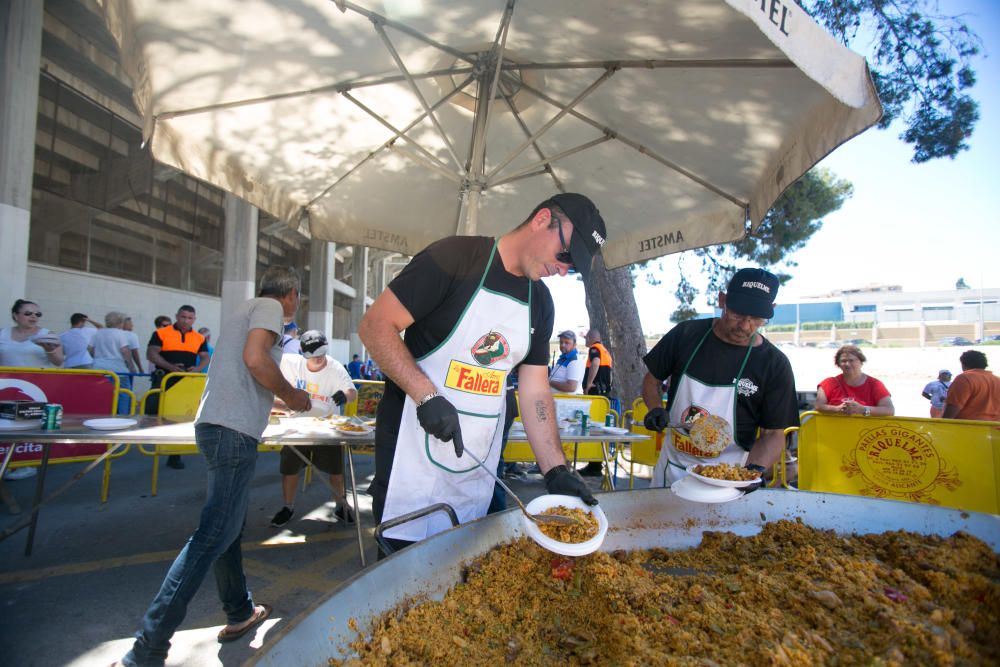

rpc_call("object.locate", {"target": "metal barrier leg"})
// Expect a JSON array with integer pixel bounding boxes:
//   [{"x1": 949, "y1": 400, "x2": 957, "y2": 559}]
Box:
[
  {"x1": 151, "y1": 450, "x2": 160, "y2": 496},
  {"x1": 101, "y1": 452, "x2": 112, "y2": 503},
  {"x1": 286, "y1": 444, "x2": 367, "y2": 567},
  {"x1": 347, "y1": 447, "x2": 365, "y2": 567},
  {"x1": 25, "y1": 444, "x2": 52, "y2": 556}
]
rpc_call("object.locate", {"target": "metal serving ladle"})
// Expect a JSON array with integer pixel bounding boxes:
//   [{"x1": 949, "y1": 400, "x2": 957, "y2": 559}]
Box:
[{"x1": 463, "y1": 449, "x2": 580, "y2": 527}]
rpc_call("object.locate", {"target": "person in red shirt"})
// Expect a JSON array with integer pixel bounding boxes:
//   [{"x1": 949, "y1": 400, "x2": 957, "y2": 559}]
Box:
[
  {"x1": 943, "y1": 350, "x2": 1000, "y2": 421},
  {"x1": 815, "y1": 344, "x2": 895, "y2": 417}
]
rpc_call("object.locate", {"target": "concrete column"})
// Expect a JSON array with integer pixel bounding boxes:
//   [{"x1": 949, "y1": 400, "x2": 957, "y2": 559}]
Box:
[
  {"x1": 349, "y1": 245, "x2": 369, "y2": 358},
  {"x1": 220, "y1": 194, "x2": 258, "y2": 328},
  {"x1": 307, "y1": 240, "x2": 335, "y2": 336},
  {"x1": 0, "y1": 0, "x2": 43, "y2": 302}
]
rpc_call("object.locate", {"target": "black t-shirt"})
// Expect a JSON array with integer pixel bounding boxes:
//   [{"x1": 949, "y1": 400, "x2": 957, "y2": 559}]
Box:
[
  {"x1": 643, "y1": 318, "x2": 799, "y2": 449},
  {"x1": 377, "y1": 236, "x2": 554, "y2": 434}
]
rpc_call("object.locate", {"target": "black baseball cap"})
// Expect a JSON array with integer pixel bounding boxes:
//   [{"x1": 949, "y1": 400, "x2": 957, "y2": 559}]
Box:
[
  {"x1": 725, "y1": 268, "x2": 779, "y2": 319},
  {"x1": 545, "y1": 193, "x2": 607, "y2": 280}
]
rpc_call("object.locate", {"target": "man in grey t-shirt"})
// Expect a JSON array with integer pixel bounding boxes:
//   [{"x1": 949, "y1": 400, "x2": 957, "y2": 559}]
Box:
[{"x1": 118, "y1": 266, "x2": 311, "y2": 667}]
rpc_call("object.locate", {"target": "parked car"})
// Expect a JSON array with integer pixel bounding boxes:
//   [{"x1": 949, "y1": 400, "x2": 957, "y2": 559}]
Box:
[
  {"x1": 841, "y1": 338, "x2": 867, "y2": 346},
  {"x1": 977, "y1": 334, "x2": 1000, "y2": 343},
  {"x1": 939, "y1": 336, "x2": 975, "y2": 346}
]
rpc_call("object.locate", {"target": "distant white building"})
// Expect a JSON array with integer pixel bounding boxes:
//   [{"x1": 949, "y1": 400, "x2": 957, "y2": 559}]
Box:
[{"x1": 771, "y1": 285, "x2": 1000, "y2": 326}]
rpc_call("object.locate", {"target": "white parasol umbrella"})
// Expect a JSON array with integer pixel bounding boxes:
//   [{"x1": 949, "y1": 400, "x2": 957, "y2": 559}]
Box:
[{"x1": 104, "y1": 0, "x2": 881, "y2": 268}]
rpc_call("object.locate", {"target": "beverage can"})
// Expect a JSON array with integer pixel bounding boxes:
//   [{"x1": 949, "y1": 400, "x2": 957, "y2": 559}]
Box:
[
  {"x1": 43, "y1": 403, "x2": 63, "y2": 430},
  {"x1": 605, "y1": 414, "x2": 614, "y2": 427},
  {"x1": 580, "y1": 413, "x2": 589, "y2": 431}
]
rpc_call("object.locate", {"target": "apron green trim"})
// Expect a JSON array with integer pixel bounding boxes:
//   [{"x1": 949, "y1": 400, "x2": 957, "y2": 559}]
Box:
[
  {"x1": 425, "y1": 408, "x2": 502, "y2": 473},
  {"x1": 678, "y1": 319, "x2": 755, "y2": 436},
  {"x1": 416, "y1": 240, "x2": 499, "y2": 362}
]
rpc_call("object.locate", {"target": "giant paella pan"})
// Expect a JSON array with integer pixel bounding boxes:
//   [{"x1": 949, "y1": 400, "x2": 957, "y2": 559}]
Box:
[{"x1": 248, "y1": 489, "x2": 1000, "y2": 665}]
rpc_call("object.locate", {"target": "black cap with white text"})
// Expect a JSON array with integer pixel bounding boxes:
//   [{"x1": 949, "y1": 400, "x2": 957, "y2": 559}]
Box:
[{"x1": 725, "y1": 268, "x2": 779, "y2": 319}]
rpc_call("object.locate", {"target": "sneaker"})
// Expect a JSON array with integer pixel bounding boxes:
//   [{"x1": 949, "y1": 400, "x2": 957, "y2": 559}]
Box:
[
  {"x1": 270, "y1": 506, "x2": 294, "y2": 527},
  {"x1": 165, "y1": 455, "x2": 185, "y2": 469},
  {"x1": 334, "y1": 504, "x2": 356, "y2": 524},
  {"x1": 3, "y1": 467, "x2": 37, "y2": 481}
]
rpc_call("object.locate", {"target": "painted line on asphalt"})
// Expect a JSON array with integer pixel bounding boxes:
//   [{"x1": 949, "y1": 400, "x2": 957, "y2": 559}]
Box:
[
  {"x1": 250, "y1": 538, "x2": 360, "y2": 597},
  {"x1": 0, "y1": 530, "x2": 356, "y2": 585}
]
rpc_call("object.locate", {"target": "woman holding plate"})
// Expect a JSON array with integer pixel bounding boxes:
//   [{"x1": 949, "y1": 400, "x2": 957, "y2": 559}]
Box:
[{"x1": 0, "y1": 299, "x2": 64, "y2": 368}]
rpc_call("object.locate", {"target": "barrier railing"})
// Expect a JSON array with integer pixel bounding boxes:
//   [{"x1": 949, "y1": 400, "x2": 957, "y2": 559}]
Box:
[
  {"x1": 0, "y1": 366, "x2": 131, "y2": 502},
  {"x1": 792, "y1": 410, "x2": 1000, "y2": 513},
  {"x1": 137, "y1": 372, "x2": 206, "y2": 495}
]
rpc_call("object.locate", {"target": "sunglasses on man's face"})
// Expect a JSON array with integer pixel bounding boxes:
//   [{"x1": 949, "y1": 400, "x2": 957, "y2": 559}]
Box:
[
  {"x1": 19, "y1": 311, "x2": 42, "y2": 317},
  {"x1": 555, "y1": 221, "x2": 575, "y2": 270}
]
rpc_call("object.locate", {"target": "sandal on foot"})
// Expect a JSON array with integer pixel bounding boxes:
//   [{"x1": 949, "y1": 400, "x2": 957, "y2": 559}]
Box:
[{"x1": 217, "y1": 603, "x2": 272, "y2": 643}]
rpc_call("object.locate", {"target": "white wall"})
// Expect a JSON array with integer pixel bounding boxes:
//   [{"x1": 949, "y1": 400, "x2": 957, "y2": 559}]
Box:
[
  {"x1": 21, "y1": 262, "x2": 353, "y2": 366},
  {"x1": 24, "y1": 263, "x2": 221, "y2": 344}
]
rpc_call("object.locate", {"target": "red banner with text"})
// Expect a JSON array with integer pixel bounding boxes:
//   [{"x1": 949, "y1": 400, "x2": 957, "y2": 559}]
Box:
[{"x1": 0, "y1": 369, "x2": 118, "y2": 463}]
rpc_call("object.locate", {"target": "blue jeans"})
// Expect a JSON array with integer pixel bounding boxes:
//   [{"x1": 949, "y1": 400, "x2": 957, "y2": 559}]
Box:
[
  {"x1": 123, "y1": 423, "x2": 259, "y2": 667},
  {"x1": 117, "y1": 373, "x2": 133, "y2": 415}
]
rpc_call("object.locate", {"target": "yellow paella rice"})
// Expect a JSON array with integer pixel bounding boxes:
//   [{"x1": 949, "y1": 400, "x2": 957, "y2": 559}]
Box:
[
  {"x1": 693, "y1": 463, "x2": 760, "y2": 481},
  {"x1": 537, "y1": 506, "x2": 599, "y2": 544},
  {"x1": 333, "y1": 520, "x2": 999, "y2": 666}
]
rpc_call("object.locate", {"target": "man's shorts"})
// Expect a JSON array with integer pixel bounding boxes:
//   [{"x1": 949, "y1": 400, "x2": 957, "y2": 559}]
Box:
[{"x1": 279, "y1": 444, "x2": 344, "y2": 476}]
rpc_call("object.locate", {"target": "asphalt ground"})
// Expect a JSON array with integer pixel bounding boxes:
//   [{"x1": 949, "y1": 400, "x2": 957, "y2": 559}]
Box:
[{"x1": 0, "y1": 447, "x2": 612, "y2": 666}]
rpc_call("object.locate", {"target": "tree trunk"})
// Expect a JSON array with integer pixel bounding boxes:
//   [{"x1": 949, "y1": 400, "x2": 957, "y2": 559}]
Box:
[{"x1": 582, "y1": 254, "x2": 648, "y2": 414}]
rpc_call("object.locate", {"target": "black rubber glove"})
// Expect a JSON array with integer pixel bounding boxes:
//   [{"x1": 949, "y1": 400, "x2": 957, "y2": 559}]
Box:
[
  {"x1": 416, "y1": 395, "x2": 465, "y2": 457},
  {"x1": 544, "y1": 465, "x2": 598, "y2": 505},
  {"x1": 332, "y1": 390, "x2": 347, "y2": 407},
  {"x1": 643, "y1": 407, "x2": 669, "y2": 432}
]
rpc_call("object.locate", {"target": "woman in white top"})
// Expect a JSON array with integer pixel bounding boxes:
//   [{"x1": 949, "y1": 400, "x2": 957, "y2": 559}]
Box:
[
  {"x1": 0, "y1": 299, "x2": 64, "y2": 368},
  {"x1": 90, "y1": 311, "x2": 138, "y2": 413}
]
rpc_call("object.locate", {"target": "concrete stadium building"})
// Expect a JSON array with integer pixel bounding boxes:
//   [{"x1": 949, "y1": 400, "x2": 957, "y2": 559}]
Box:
[{"x1": 2, "y1": 1, "x2": 405, "y2": 369}]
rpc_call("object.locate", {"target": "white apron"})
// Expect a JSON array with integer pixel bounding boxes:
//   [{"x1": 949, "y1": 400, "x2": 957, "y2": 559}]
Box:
[
  {"x1": 652, "y1": 324, "x2": 754, "y2": 486},
  {"x1": 382, "y1": 242, "x2": 531, "y2": 541}
]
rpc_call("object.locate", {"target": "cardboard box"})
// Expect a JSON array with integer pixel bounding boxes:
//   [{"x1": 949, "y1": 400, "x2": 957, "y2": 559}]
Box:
[{"x1": 0, "y1": 400, "x2": 47, "y2": 420}]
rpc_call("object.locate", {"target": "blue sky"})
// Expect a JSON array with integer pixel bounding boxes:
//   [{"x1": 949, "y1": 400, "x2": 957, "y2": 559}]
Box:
[{"x1": 545, "y1": 0, "x2": 1000, "y2": 336}]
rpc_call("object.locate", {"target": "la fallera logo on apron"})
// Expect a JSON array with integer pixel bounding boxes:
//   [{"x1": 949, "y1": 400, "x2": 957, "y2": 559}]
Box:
[
  {"x1": 671, "y1": 404, "x2": 722, "y2": 458},
  {"x1": 471, "y1": 331, "x2": 510, "y2": 366}
]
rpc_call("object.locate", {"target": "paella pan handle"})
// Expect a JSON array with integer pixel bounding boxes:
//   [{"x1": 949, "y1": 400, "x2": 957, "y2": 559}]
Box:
[{"x1": 375, "y1": 503, "x2": 459, "y2": 555}]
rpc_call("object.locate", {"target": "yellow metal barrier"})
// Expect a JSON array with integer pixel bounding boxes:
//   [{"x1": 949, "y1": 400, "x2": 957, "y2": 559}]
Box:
[
  {"x1": 504, "y1": 393, "x2": 615, "y2": 464},
  {"x1": 617, "y1": 397, "x2": 664, "y2": 489},
  {"x1": 795, "y1": 410, "x2": 1000, "y2": 513},
  {"x1": 138, "y1": 372, "x2": 206, "y2": 495},
  {"x1": 0, "y1": 366, "x2": 131, "y2": 502}
]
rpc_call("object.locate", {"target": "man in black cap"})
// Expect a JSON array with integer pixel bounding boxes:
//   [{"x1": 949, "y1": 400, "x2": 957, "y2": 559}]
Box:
[
  {"x1": 359, "y1": 193, "x2": 606, "y2": 555},
  {"x1": 639, "y1": 268, "x2": 799, "y2": 487}
]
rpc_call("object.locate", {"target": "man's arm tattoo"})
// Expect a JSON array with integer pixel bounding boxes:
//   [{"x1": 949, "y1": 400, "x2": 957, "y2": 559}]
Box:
[{"x1": 534, "y1": 400, "x2": 549, "y2": 422}]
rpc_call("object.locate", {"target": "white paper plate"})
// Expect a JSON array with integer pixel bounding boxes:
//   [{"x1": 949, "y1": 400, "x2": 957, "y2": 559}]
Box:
[
  {"x1": 685, "y1": 464, "x2": 761, "y2": 488},
  {"x1": 0, "y1": 419, "x2": 40, "y2": 431},
  {"x1": 522, "y1": 494, "x2": 608, "y2": 556},
  {"x1": 334, "y1": 424, "x2": 373, "y2": 436},
  {"x1": 593, "y1": 425, "x2": 629, "y2": 435},
  {"x1": 82, "y1": 418, "x2": 138, "y2": 431},
  {"x1": 31, "y1": 334, "x2": 61, "y2": 346},
  {"x1": 670, "y1": 476, "x2": 744, "y2": 503}
]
